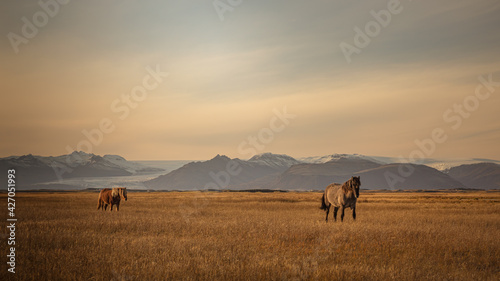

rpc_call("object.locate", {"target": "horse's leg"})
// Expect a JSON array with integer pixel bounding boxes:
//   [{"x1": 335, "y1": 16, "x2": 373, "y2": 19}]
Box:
[
  {"x1": 333, "y1": 207, "x2": 339, "y2": 222},
  {"x1": 104, "y1": 204, "x2": 108, "y2": 211},
  {"x1": 111, "y1": 204, "x2": 113, "y2": 211},
  {"x1": 116, "y1": 203, "x2": 119, "y2": 212},
  {"x1": 325, "y1": 205, "x2": 330, "y2": 222},
  {"x1": 340, "y1": 206, "x2": 345, "y2": 222},
  {"x1": 352, "y1": 206, "x2": 356, "y2": 221}
]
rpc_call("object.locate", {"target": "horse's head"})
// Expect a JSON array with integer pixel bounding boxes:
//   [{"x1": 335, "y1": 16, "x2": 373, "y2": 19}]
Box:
[
  {"x1": 121, "y1": 188, "x2": 128, "y2": 201},
  {"x1": 351, "y1": 176, "x2": 361, "y2": 198},
  {"x1": 112, "y1": 187, "x2": 128, "y2": 201}
]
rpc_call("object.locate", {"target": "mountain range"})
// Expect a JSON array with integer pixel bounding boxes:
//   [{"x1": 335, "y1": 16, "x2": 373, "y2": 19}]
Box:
[
  {"x1": 2, "y1": 152, "x2": 499, "y2": 190},
  {"x1": 145, "y1": 153, "x2": 500, "y2": 191},
  {"x1": 446, "y1": 163, "x2": 500, "y2": 189},
  {"x1": 144, "y1": 153, "x2": 297, "y2": 190},
  {"x1": 0, "y1": 151, "x2": 163, "y2": 188}
]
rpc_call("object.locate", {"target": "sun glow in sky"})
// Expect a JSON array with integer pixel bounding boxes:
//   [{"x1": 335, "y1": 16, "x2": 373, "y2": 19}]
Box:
[{"x1": 1, "y1": 0, "x2": 500, "y2": 160}]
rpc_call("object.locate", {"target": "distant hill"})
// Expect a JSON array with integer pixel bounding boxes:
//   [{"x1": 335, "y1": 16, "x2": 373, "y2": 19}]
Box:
[
  {"x1": 144, "y1": 154, "x2": 299, "y2": 190},
  {"x1": 446, "y1": 163, "x2": 500, "y2": 189},
  {"x1": 273, "y1": 157, "x2": 381, "y2": 190},
  {"x1": 0, "y1": 151, "x2": 163, "y2": 188},
  {"x1": 355, "y1": 164, "x2": 466, "y2": 190}
]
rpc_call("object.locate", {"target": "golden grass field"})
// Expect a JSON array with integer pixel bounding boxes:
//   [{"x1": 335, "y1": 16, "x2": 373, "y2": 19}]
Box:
[{"x1": 1, "y1": 191, "x2": 499, "y2": 281}]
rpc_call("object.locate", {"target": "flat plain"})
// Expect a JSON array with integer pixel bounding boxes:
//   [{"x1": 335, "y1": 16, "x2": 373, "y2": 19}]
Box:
[{"x1": 1, "y1": 191, "x2": 499, "y2": 280}]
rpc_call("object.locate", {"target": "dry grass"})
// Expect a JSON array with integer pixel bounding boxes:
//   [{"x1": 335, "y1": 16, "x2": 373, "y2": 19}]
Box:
[{"x1": 1, "y1": 191, "x2": 499, "y2": 280}]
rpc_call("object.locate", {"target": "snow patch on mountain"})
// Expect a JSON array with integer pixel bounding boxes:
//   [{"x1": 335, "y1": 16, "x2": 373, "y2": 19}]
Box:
[
  {"x1": 298, "y1": 154, "x2": 384, "y2": 164},
  {"x1": 248, "y1": 153, "x2": 302, "y2": 169}
]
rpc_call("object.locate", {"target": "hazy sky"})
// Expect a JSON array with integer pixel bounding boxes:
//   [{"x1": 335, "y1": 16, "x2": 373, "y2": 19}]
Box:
[{"x1": 1, "y1": 0, "x2": 500, "y2": 160}]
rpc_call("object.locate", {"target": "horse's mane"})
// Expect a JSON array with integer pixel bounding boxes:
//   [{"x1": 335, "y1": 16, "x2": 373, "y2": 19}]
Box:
[
  {"x1": 108, "y1": 187, "x2": 127, "y2": 197},
  {"x1": 341, "y1": 177, "x2": 359, "y2": 193},
  {"x1": 112, "y1": 188, "x2": 125, "y2": 197}
]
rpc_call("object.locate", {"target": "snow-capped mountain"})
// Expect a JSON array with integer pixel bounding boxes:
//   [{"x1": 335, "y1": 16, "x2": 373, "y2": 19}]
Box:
[
  {"x1": 298, "y1": 154, "x2": 385, "y2": 164},
  {"x1": 248, "y1": 153, "x2": 302, "y2": 170},
  {"x1": 102, "y1": 154, "x2": 162, "y2": 174},
  {"x1": 0, "y1": 152, "x2": 164, "y2": 188},
  {"x1": 36, "y1": 151, "x2": 162, "y2": 174},
  {"x1": 144, "y1": 154, "x2": 283, "y2": 190},
  {"x1": 8, "y1": 154, "x2": 47, "y2": 168}
]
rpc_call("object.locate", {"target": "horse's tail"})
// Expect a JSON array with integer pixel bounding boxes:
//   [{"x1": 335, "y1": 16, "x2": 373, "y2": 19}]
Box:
[
  {"x1": 320, "y1": 193, "x2": 327, "y2": 210},
  {"x1": 97, "y1": 192, "x2": 103, "y2": 210}
]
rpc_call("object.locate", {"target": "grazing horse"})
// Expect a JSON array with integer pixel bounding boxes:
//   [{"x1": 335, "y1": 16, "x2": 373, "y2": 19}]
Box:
[
  {"x1": 97, "y1": 187, "x2": 127, "y2": 211},
  {"x1": 320, "y1": 176, "x2": 361, "y2": 222}
]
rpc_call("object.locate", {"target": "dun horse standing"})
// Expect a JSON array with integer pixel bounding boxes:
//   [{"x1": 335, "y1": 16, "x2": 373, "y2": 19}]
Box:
[
  {"x1": 320, "y1": 176, "x2": 361, "y2": 222},
  {"x1": 97, "y1": 187, "x2": 127, "y2": 211}
]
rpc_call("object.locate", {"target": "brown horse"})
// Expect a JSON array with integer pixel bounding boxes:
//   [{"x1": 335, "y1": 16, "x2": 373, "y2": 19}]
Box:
[
  {"x1": 320, "y1": 176, "x2": 361, "y2": 222},
  {"x1": 97, "y1": 187, "x2": 127, "y2": 211}
]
